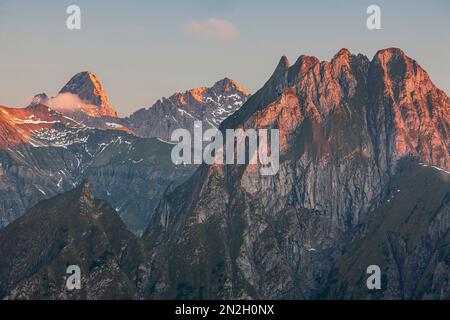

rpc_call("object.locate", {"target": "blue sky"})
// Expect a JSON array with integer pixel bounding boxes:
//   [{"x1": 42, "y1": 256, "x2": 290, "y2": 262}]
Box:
[{"x1": 1, "y1": 0, "x2": 449, "y2": 115}]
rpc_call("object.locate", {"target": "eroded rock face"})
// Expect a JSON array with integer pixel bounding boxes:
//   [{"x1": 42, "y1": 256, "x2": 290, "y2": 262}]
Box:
[{"x1": 143, "y1": 48, "x2": 450, "y2": 299}]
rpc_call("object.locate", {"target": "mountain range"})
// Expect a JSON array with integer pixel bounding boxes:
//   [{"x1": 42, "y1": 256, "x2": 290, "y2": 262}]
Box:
[
  {"x1": 0, "y1": 47, "x2": 449, "y2": 300},
  {"x1": 0, "y1": 72, "x2": 249, "y2": 233}
]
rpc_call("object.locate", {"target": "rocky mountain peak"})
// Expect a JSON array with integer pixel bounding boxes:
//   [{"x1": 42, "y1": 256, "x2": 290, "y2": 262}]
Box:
[
  {"x1": 374, "y1": 47, "x2": 407, "y2": 62},
  {"x1": 334, "y1": 48, "x2": 351, "y2": 57},
  {"x1": 292, "y1": 55, "x2": 320, "y2": 72},
  {"x1": 370, "y1": 47, "x2": 434, "y2": 87},
  {"x1": 372, "y1": 48, "x2": 412, "y2": 78},
  {"x1": 59, "y1": 71, "x2": 118, "y2": 117},
  {"x1": 331, "y1": 48, "x2": 352, "y2": 72},
  {"x1": 273, "y1": 56, "x2": 291, "y2": 76},
  {"x1": 30, "y1": 93, "x2": 49, "y2": 107},
  {"x1": 211, "y1": 78, "x2": 250, "y2": 96},
  {"x1": 181, "y1": 78, "x2": 249, "y2": 105},
  {"x1": 128, "y1": 78, "x2": 250, "y2": 140}
]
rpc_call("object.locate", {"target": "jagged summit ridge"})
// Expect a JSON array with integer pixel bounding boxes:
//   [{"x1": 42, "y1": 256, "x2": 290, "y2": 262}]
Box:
[
  {"x1": 225, "y1": 47, "x2": 448, "y2": 169},
  {"x1": 128, "y1": 78, "x2": 250, "y2": 140}
]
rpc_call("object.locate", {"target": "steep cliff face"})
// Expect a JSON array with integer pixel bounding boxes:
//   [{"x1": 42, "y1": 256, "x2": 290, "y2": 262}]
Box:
[
  {"x1": 143, "y1": 48, "x2": 450, "y2": 299},
  {"x1": 128, "y1": 78, "x2": 250, "y2": 141},
  {"x1": 0, "y1": 181, "x2": 144, "y2": 300},
  {"x1": 324, "y1": 160, "x2": 450, "y2": 300}
]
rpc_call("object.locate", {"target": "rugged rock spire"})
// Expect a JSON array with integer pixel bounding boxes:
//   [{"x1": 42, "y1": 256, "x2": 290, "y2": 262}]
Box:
[{"x1": 58, "y1": 71, "x2": 118, "y2": 117}]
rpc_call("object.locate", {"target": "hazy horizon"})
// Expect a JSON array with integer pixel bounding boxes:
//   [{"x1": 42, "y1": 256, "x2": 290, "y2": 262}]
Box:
[{"x1": 1, "y1": 0, "x2": 449, "y2": 116}]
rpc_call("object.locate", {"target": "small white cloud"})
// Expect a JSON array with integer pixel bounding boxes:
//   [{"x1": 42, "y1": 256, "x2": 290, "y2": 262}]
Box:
[
  {"x1": 48, "y1": 93, "x2": 84, "y2": 112},
  {"x1": 184, "y1": 18, "x2": 240, "y2": 40}
]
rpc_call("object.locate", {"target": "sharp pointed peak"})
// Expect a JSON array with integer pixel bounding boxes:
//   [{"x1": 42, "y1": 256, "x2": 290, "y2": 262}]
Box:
[
  {"x1": 73, "y1": 70, "x2": 97, "y2": 77},
  {"x1": 63, "y1": 71, "x2": 104, "y2": 90},
  {"x1": 58, "y1": 71, "x2": 118, "y2": 117},
  {"x1": 63, "y1": 71, "x2": 99, "y2": 85},
  {"x1": 266, "y1": 55, "x2": 291, "y2": 82},
  {"x1": 275, "y1": 55, "x2": 290, "y2": 73},
  {"x1": 213, "y1": 77, "x2": 235, "y2": 86},
  {"x1": 211, "y1": 77, "x2": 250, "y2": 96}
]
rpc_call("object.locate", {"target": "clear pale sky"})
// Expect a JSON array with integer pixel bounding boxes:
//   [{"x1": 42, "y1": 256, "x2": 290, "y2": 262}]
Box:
[{"x1": 1, "y1": 0, "x2": 449, "y2": 116}]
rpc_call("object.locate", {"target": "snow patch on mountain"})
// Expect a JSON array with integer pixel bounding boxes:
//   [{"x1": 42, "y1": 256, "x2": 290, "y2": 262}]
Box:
[{"x1": 32, "y1": 127, "x2": 89, "y2": 148}]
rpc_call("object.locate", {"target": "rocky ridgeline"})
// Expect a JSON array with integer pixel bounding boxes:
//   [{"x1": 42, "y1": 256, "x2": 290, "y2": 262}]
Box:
[{"x1": 144, "y1": 48, "x2": 449, "y2": 299}]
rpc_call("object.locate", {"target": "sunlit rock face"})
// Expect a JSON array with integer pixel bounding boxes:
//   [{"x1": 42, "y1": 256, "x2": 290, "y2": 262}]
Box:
[
  {"x1": 58, "y1": 71, "x2": 118, "y2": 118},
  {"x1": 143, "y1": 48, "x2": 450, "y2": 300},
  {"x1": 368, "y1": 48, "x2": 449, "y2": 171},
  {"x1": 0, "y1": 103, "x2": 81, "y2": 148}
]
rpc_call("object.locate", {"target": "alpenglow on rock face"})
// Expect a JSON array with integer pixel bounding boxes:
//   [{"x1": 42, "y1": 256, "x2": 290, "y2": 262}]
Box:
[
  {"x1": 57, "y1": 71, "x2": 118, "y2": 118},
  {"x1": 143, "y1": 48, "x2": 450, "y2": 299},
  {"x1": 128, "y1": 78, "x2": 250, "y2": 140}
]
